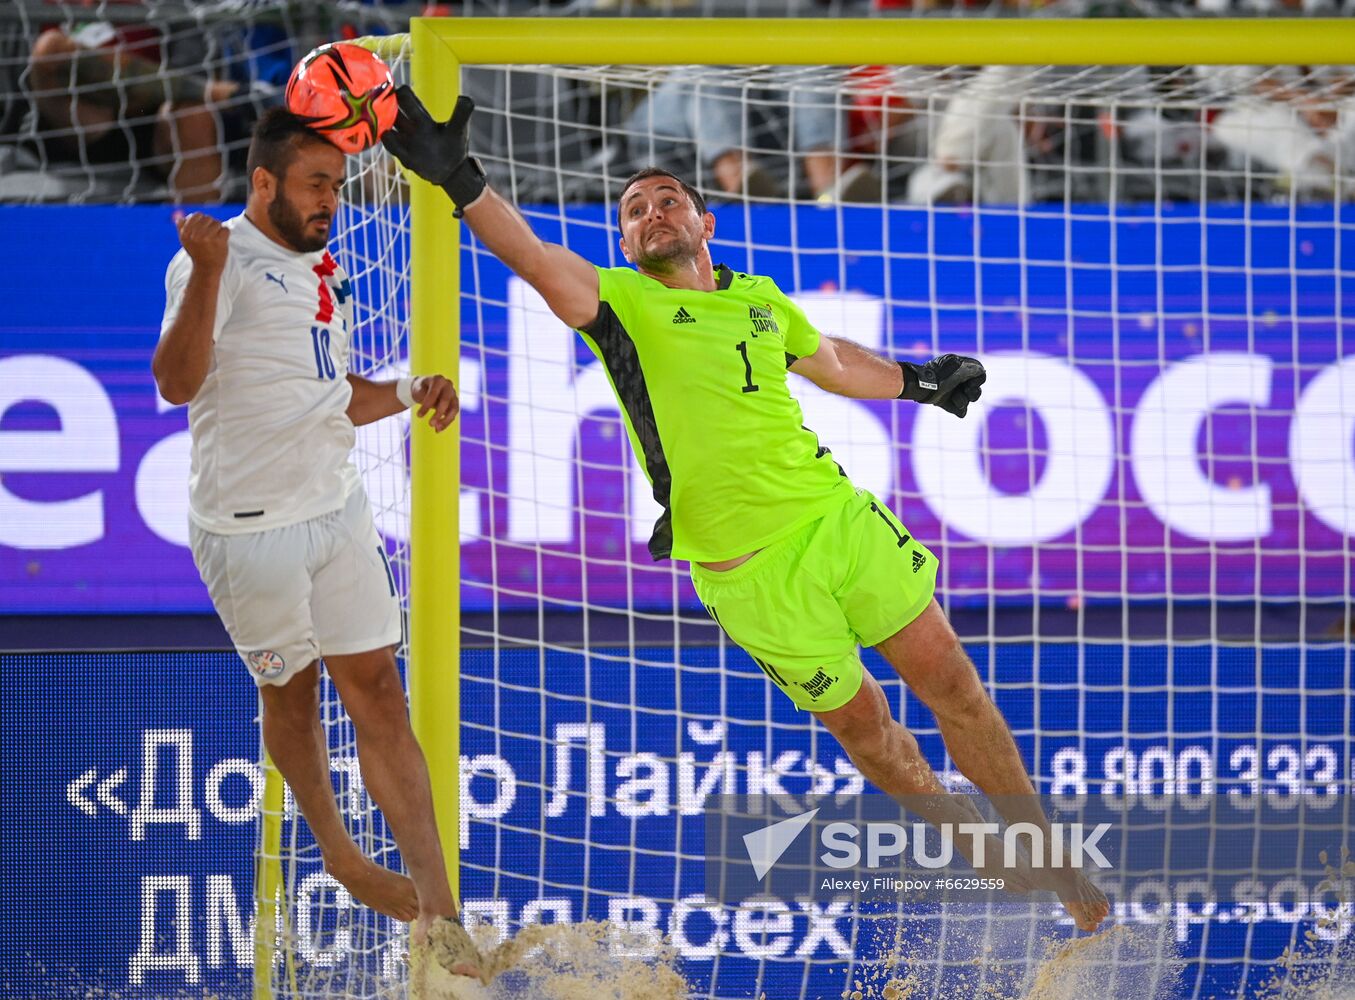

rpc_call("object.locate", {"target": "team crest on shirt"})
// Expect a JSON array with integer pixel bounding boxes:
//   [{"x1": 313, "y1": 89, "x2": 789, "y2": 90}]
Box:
[{"x1": 246, "y1": 649, "x2": 286, "y2": 679}]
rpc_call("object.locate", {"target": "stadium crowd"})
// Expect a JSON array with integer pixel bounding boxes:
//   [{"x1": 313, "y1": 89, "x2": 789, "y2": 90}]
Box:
[{"x1": 0, "y1": 0, "x2": 1352, "y2": 205}]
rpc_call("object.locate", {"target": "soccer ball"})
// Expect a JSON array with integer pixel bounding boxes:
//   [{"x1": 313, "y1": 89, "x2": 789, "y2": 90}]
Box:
[{"x1": 285, "y1": 42, "x2": 397, "y2": 154}]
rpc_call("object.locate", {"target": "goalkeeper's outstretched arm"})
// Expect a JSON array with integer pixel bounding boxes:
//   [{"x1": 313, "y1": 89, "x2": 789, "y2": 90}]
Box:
[
  {"x1": 461, "y1": 188, "x2": 600, "y2": 330},
  {"x1": 379, "y1": 86, "x2": 600, "y2": 330},
  {"x1": 793, "y1": 337, "x2": 987, "y2": 418}
]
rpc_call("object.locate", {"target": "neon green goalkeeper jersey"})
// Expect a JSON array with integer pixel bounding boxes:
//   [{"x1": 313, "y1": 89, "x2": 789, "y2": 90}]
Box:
[{"x1": 578, "y1": 264, "x2": 854, "y2": 563}]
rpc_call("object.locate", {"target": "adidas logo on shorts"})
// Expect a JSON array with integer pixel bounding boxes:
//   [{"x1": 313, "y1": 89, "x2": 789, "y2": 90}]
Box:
[
  {"x1": 672, "y1": 307, "x2": 696, "y2": 324},
  {"x1": 912, "y1": 550, "x2": 927, "y2": 573}
]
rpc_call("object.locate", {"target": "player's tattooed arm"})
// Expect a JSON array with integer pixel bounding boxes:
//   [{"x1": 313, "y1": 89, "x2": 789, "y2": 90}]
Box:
[{"x1": 153, "y1": 213, "x2": 229, "y2": 405}]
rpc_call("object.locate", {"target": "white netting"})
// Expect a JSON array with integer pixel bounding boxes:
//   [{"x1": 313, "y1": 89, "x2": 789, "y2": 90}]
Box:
[
  {"x1": 250, "y1": 43, "x2": 418, "y2": 998},
  {"x1": 294, "y1": 48, "x2": 1353, "y2": 1000}
]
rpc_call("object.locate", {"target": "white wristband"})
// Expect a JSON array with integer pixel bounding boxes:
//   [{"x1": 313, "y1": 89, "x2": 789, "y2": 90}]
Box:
[{"x1": 395, "y1": 376, "x2": 425, "y2": 409}]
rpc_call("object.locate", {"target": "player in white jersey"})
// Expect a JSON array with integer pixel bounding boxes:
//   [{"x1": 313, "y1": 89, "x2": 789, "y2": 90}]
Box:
[{"x1": 153, "y1": 108, "x2": 479, "y2": 975}]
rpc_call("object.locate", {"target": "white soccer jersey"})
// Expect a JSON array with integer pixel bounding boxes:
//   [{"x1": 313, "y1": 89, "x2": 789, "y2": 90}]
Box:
[{"x1": 160, "y1": 214, "x2": 360, "y2": 534}]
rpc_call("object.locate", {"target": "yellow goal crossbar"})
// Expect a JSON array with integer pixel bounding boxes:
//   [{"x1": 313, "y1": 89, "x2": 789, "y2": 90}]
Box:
[{"x1": 388, "y1": 16, "x2": 1355, "y2": 66}]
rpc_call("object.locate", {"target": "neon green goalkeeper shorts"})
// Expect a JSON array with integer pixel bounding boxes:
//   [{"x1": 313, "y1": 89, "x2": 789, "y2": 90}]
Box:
[{"x1": 689, "y1": 488, "x2": 938, "y2": 713}]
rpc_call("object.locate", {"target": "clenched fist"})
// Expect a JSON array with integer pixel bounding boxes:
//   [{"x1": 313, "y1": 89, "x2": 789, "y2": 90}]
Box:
[
  {"x1": 897, "y1": 353, "x2": 986, "y2": 418},
  {"x1": 177, "y1": 212, "x2": 230, "y2": 274}
]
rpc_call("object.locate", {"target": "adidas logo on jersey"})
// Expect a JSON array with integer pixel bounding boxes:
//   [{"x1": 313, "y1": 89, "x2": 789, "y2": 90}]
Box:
[
  {"x1": 912, "y1": 550, "x2": 927, "y2": 573},
  {"x1": 672, "y1": 307, "x2": 696, "y2": 324}
]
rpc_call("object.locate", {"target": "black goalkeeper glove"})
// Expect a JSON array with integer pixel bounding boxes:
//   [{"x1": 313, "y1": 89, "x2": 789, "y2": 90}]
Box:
[
  {"x1": 897, "y1": 353, "x2": 986, "y2": 418},
  {"x1": 380, "y1": 85, "x2": 487, "y2": 217}
]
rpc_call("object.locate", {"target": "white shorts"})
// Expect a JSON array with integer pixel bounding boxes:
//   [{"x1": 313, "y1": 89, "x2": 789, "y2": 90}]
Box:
[{"x1": 189, "y1": 487, "x2": 402, "y2": 686}]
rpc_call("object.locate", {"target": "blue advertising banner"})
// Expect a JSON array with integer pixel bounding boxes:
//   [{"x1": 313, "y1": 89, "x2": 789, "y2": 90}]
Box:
[
  {"x1": 1, "y1": 645, "x2": 1348, "y2": 998},
  {"x1": 2, "y1": 204, "x2": 1353, "y2": 613}
]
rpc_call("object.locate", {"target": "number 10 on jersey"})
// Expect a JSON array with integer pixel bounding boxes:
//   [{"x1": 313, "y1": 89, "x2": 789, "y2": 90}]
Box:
[{"x1": 310, "y1": 325, "x2": 337, "y2": 380}]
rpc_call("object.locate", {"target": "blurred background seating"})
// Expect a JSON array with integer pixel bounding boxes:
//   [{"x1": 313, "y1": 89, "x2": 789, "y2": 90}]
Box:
[{"x1": 1, "y1": 0, "x2": 1350, "y2": 205}]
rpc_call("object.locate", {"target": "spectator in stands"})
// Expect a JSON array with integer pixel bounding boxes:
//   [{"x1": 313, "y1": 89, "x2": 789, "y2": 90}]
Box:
[
  {"x1": 1195, "y1": 0, "x2": 1355, "y2": 199},
  {"x1": 843, "y1": 64, "x2": 930, "y2": 197},
  {"x1": 25, "y1": 13, "x2": 290, "y2": 200},
  {"x1": 613, "y1": 72, "x2": 880, "y2": 203},
  {"x1": 0, "y1": 21, "x2": 26, "y2": 142},
  {"x1": 1197, "y1": 6, "x2": 1354, "y2": 196},
  {"x1": 903, "y1": 65, "x2": 1031, "y2": 205}
]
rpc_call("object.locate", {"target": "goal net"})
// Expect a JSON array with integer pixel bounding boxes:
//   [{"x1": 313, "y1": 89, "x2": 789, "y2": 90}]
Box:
[{"x1": 268, "y1": 19, "x2": 1355, "y2": 1000}]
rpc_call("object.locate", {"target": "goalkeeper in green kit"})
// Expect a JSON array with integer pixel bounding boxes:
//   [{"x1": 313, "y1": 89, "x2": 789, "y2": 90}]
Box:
[{"x1": 382, "y1": 87, "x2": 1109, "y2": 933}]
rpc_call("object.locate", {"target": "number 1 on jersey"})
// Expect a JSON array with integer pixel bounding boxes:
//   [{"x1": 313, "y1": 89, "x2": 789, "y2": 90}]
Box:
[
  {"x1": 310, "y1": 325, "x2": 336, "y2": 380},
  {"x1": 735, "y1": 341, "x2": 759, "y2": 393}
]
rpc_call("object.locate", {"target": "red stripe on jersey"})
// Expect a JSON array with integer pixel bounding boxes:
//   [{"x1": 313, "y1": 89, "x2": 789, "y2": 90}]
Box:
[{"x1": 313, "y1": 253, "x2": 337, "y2": 323}]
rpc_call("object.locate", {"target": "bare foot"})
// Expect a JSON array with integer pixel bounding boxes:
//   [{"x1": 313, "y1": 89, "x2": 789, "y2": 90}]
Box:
[
  {"x1": 1047, "y1": 869, "x2": 1110, "y2": 932},
  {"x1": 987, "y1": 852, "x2": 1109, "y2": 932},
  {"x1": 324, "y1": 854, "x2": 419, "y2": 921},
  {"x1": 424, "y1": 914, "x2": 485, "y2": 982}
]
